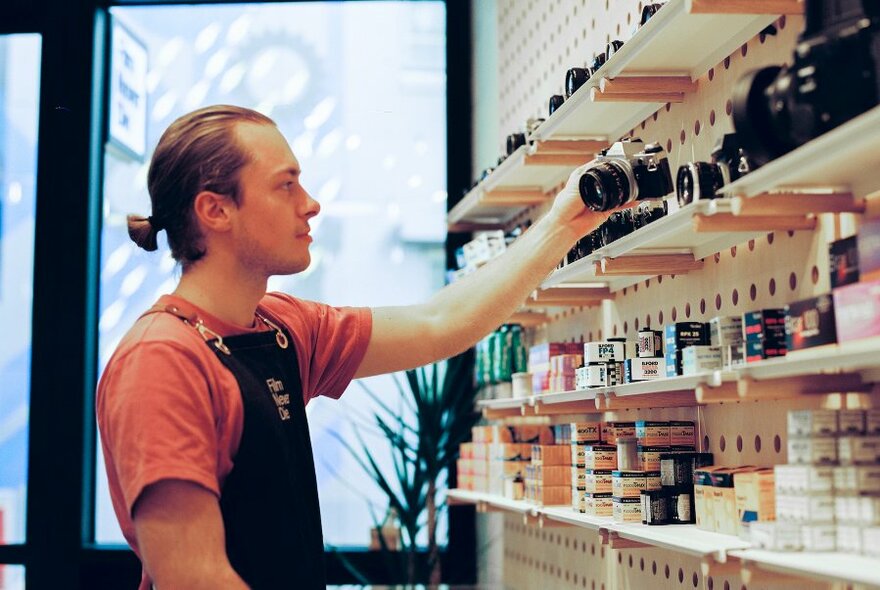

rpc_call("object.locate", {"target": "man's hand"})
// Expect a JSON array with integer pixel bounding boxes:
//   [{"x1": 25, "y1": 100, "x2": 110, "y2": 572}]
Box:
[{"x1": 133, "y1": 480, "x2": 249, "y2": 589}]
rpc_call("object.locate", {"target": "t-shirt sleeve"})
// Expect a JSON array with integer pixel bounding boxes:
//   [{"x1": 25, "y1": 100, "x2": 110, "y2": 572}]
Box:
[
  {"x1": 265, "y1": 293, "x2": 372, "y2": 401},
  {"x1": 99, "y1": 341, "x2": 222, "y2": 517}
]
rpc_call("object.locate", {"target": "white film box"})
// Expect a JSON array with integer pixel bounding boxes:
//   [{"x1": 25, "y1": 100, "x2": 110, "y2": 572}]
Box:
[
  {"x1": 838, "y1": 436, "x2": 880, "y2": 465},
  {"x1": 681, "y1": 345, "x2": 722, "y2": 376},
  {"x1": 624, "y1": 358, "x2": 666, "y2": 382},
  {"x1": 774, "y1": 464, "x2": 834, "y2": 494},
  {"x1": 835, "y1": 495, "x2": 880, "y2": 524},
  {"x1": 749, "y1": 522, "x2": 802, "y2": 551},
  {"x1": 775, "y1": 494, "x2": 835, "y2": 523},
  {"x1": 864, "y1": 527, "x2": 880, "y2": 557},
  {"x1": 709, "y1": 316, "x2": 743, "y2": 348},
  {"x1": 801, "y1": 524, "x2": 836, "y2": 552},
  {"x1": 836, "y1": 524, "x2": 863, "y2": 553},
  {"x1": 584, "y1": 341, "x2": 625, "y2": 364},
  {"x1": 788, "y1": 437, "x2": 838, "y2": 465},
  {"x1": 832, "y1": 465, "x2": 880, "y2": 494},
  {"x1": 788, "y1": 409, "x2": 839, "y2": 437}
]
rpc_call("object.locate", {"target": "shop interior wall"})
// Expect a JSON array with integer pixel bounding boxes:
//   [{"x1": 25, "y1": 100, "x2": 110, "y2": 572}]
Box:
[{"x1": 469, "y1": 1, "x2": 877, "y2": 588}]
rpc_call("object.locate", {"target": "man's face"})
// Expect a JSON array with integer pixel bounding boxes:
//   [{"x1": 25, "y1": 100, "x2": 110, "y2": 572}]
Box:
[{"x1": 230, "y1": 122, "x2": 320, "y2": 276}]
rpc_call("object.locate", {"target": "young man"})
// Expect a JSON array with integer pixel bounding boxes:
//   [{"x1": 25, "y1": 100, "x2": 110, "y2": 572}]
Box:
[{"x1": 97, "y1": 105, "x2": 612, "y2": 589}]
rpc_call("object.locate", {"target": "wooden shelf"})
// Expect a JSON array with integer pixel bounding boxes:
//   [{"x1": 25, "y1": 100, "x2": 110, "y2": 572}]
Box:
[
  {"x1": 532, "y1": 0, "x2": 799, "y2": 142},
  {"x1": 448, "y1": 0, "x2": 801, "y2": 229}
]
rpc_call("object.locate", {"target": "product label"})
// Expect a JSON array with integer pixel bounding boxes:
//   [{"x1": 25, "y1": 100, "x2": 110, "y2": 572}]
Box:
[
  {"x1": 571, "y1": 422, "x2": 602, "y2": 443},
  {"x1": 584, "y1": 342, "x2": 625, "y2": 363}
]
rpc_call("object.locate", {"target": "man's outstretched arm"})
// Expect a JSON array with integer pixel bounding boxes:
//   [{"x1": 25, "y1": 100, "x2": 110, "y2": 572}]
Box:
[{"x1": 355, "y1": 164, "x2": 613, "y2": 379}]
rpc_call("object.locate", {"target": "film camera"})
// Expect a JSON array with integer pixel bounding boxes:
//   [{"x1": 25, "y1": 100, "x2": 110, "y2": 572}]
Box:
[
  {"x1": 731, "y1": 0, "x2": 880, "y2": 166},
  {"x1": 676, "y1": 134, "x2": 756, "y2": 206},
  {"x1": 578, "y1": 139, "x2": 673, "y2": 212}
]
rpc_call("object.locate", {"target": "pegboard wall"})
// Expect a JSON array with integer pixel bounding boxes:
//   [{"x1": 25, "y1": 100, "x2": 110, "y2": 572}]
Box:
[{"x1": 471, "y1": 1, "x2": 880, "y2": 589}]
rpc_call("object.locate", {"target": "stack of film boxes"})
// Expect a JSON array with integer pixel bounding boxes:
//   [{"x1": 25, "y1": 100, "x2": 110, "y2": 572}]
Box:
[
  {"x1": 461, "y1": 425, "x2": 553, "y2": 497},
  {"x1": 693, "y1": 464, "x2": 775, "y2": 538},
  {"x1": 525, "y1": 428, "x2": 572, "y2": 506},
  {"x1": 570, "y1": 421, "x2": 615, "y2": 517},
  {"x1": 627, "y1": 329, "x2": 666, "y2": 383},
  {"x1": 569, "y1": 420, "x2": 698, "y2": 522},
  {"x1": 744, "y1": 308, "x2": 788, "y2": 363},
  {"x1": 529, "y1": 342, "x2": 583, "y2": 394},
  {"x1": 750, "y1": 409, "x2": 880, "y2": 554}
]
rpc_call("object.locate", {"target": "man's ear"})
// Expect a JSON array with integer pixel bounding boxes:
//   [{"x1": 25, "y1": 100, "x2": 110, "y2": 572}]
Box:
[{"x1": 192, "y1": 191, "x2": 236, "y2": 233}]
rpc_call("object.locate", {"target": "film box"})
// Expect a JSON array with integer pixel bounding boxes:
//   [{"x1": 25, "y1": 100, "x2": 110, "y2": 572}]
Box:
[
  {"x1": 624, "y1": 357, "x2": 666, "y2": 382},
  {"x1": 584, "y1": 341, "x2": 625, "y2": 364},
  {"x1": 664, "y1": 322, "x2": 707, "y2": 377},
  {"x1": 788, "y1": 409, "x2": 838, "y2": 437},
  {"x1": 858, "y1": 217, "x2": 880, "y2": 282},
  {"x1": 694, "y1": 467, "x2": 722, "y2": 531},
  {"x1": 829, "y1": 235, "x2": 860, "y2": 288},
  {"x1": 531, "y1": 444, "x2": 570, "y2": 466},
  {"x1": 636, "y1": 421, "x2": 670, "y2": 446},
  {"x1": 745, "y1": 338, "x2": 787, "y2": 363},
  {"x1": 709, "y1": 316, "x2": 743, "y2": 348},
  {"x1": 681, "y1": 345, "x2": 722, "y2": 375},
  {"x1": 833, "y1": 278, "x2": 880, "y2": 342},
  {"x1": 735, "y1": 468, "x2": 776, "y2": 531},
  {"x1": 786, "y1": 294, "x2": 837, "y2": 351},
  {"x1": 743, "y1": 309, "x2": 787, "y2": 344}
]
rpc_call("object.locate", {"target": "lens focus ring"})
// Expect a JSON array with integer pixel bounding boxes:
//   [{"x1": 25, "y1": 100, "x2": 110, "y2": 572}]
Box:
[{"x1": 579, "y1": 161, "x2": 630, "y2": 212}]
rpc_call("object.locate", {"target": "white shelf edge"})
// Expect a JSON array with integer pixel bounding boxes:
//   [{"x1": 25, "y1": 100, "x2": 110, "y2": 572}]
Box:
[
  {"x1": 722, "y1": 105, "x2": 880, "y2": 198},
  {"x1": 476, "y1": 337, "x2": 880, "y2": 412},
  {"x1": 731, "y1": 549, "x2": 880, "y2": 589}
]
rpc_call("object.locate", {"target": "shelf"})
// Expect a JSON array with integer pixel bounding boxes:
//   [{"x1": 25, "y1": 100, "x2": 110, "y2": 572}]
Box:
[
  {"x1": 477, "y1": 337, "x2": 880, "y2": 413},
  {"x1": 448, "y1": 0, "x2": 801, "y2": 230},
  {"x1": 532, "y1": 0, "x2": 798, "y2": 142},
  {"x1": 722, "y1": 105, "x2": 880, "y2": 199},
  {"x1": 541, "y1": 196, "x2": 843, "y2": 291},
  {"x1": 448, "y1": 142, "x2": 601, "y2": 227},
  {"x1": 731, "y1": 549, "x2": 880, "y2": 589},
  {"x1": 451, "y1": 491, "x2": 751, "y2": 563}
]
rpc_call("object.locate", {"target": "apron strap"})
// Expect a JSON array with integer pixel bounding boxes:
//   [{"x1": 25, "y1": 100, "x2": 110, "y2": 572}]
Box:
[{"x1": 141, "y1": 303, "x2": 231, "y2": 356}]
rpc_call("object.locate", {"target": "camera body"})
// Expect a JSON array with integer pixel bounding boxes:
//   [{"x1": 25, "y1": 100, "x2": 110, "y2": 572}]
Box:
[
  {"x1": 579, "y1": 139, "x2": 673, "y2": 212},
  {"x1": 676, "y1": 134, "x2": 756, "y2": 206},
  {"x1": 732, "y1": 0, "x2": 880, "y2": 166}
]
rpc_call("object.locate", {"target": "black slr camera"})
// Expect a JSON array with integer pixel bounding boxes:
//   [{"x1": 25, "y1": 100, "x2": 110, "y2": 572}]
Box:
[
  {"x1": 731, "y1": 0, "x2": 880, "y2": 166},
  {"x1": 578, "y1": 139, "x2": 673, "y2": 212},
  {"x1": 676, "y1": 134, "x2": 755, "y2": 206}
]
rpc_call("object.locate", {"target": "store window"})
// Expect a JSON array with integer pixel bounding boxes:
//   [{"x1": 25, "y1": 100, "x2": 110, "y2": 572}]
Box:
[
  {"x1": 95, "y1": 2, "x2": 447, "y2": 548},
  {"x1": 0, "y1": 34, "x2": 41, "y2": 559}
]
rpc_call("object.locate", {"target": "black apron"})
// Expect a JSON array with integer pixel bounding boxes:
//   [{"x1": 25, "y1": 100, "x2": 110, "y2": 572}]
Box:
[{"x1": 151, "y1": 304, "x2": 326, "y2": 589}]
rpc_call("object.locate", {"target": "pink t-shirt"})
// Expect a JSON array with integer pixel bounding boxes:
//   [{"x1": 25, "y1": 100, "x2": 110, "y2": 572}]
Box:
[{"x1": 96, "y1": 292, "x2": 371, "y2": 588}]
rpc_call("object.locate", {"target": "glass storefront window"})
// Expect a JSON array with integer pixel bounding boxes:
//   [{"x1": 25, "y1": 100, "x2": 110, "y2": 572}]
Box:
[
  {"x1": 95, "y1": 2, "x2": 447, "y2": 548},
  {"x1": 0, "y1": 33, "x2": 41, "y2": 548}
]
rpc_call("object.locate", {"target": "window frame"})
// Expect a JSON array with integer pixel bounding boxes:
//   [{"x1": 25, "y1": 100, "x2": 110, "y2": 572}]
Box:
[{"x1": 1, "y1": 0, "x2": 475, "y2": 587}]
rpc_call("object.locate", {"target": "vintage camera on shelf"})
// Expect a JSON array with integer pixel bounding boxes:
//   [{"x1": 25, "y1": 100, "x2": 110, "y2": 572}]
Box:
[
  {"x1": 506, "y1": 132, "x2": 526, "y2": 156},
  {"x1": 675, "y1": 134, "x2": 757, "y2": 206},
  {"x1": 566, "y1": 66, "x2": 596, "y2": 99},
  {"x1": 731, "y1": 0, "x2": 880, "y2": 167},
  {"x1": 634, "y1": 200, "x2": 668, "y2": 228},
  {"x1": 504, "y1": 117, "x2": 546, "y2": 156},
  {"x1": 605, "y1": 39, "x2": 624, "y2": 61},
  {"x1": 548, "y1": 94, "x2": 565, "y2": 116},
  {"x1": 578, "y1": 138, "x2": 674, "y2": 212}
]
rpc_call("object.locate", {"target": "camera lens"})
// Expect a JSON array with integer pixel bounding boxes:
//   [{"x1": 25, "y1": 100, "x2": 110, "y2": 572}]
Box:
[
  {"x1": 579, "y1": 161, "x2": 630, "y2": 212},
  {"x1": 676, "y1": 162, "x2": 726, "y2": 207},
  {"x1": 606, "y1": 40, "x2": 624, "y2": 61},
  {"x1": 591, "y1": 52, "x2": 607, "y2": 71},
  {"x1": 639, "y1": 3, "x2": 662, "y2": 27},
  {"x1": 566, "y1": 67, "x2": 592, "y2": 99},
  {"x1": 549, "y1": 94, "x2": 565, "y2": 116},
  {"x1": 506, "y1": 133, "x2": 526, "y2": 156},
  {"x1": 731, "y1": 65, "x2": 786, "y2": 167}
]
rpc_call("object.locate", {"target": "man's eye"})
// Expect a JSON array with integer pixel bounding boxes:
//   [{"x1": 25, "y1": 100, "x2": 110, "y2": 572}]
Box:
[{"x1": 284, "y1": 181, "x2": 295, "y2": 190}]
